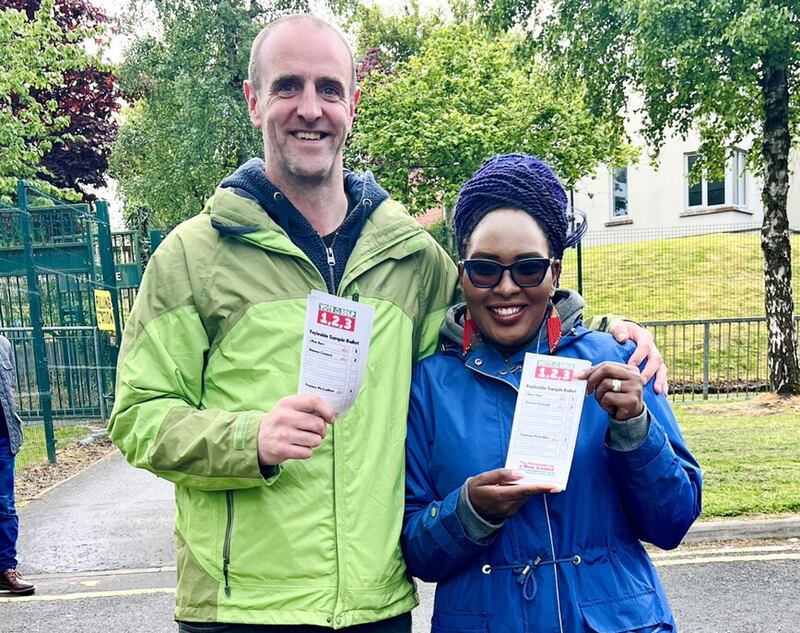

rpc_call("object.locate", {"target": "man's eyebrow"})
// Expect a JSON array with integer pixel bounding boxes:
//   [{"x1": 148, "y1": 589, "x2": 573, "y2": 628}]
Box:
[
  {"x1": 317, "y1": 76, "x2": 346, "y2": 89},
  {"x1": 269, "y1": 74, "x2": 300, "y2": 90}
]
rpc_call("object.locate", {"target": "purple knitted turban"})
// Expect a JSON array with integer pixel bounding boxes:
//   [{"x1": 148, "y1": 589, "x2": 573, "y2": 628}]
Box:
[{"x1": 453, "y1": 154, "x2": 585, "y2": 259}]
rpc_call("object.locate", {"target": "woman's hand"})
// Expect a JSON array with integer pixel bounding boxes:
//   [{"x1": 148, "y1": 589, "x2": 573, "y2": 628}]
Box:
[
  {"x1": 578, "y1": 361, "x2": 644, "y2": 420},
  {"x1": 467, "y1": 469, "x2": 561, "y2": 523}
]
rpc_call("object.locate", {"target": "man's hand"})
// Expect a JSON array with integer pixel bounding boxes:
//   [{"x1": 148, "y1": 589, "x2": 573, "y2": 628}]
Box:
[
  {"x1": 608, "y1": 320, "x2": 668, "y2": 395},
  {"x1": 258, "y1": 394, "x2": 335, "y2": 465},
  {"x1": 467, "y1": 469, "x2": 561, "y2": 523},
  {"x1": 578, "y1": 361, "x2": 644, "y2": 421}
]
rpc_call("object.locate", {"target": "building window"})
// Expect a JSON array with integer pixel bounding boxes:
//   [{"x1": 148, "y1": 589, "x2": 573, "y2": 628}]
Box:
[
  {"x1": 611, "y1": 165, "x2": 629, "y2": 217},
  {"x1": 732, "y1": 149, "x2": 747, "y2": 207},
  {"x1": 685, "y1": 149, "x2": 747, "y2": 209}
]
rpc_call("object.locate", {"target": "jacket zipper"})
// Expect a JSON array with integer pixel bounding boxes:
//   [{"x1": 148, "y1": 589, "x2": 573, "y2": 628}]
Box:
[
  {"x1": 223, "y1": 490, "x2": 234, "y2": 597},
  {"x1": 322, "y1": 234, "x2": 338, "y2": 294}
]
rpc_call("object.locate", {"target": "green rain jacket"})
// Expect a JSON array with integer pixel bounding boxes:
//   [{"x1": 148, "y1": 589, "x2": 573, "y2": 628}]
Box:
[{"x1": 108, "y1": 186, "x2": 457, "y2": 626}]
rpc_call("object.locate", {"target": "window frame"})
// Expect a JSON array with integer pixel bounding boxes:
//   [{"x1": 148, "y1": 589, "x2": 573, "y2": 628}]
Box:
[
  {"x1": 684, "y1": 149, "x2": 748, "y2": 211},
  {"x1": 609, "y1": 164, "x2": 630, "y2": 219}
]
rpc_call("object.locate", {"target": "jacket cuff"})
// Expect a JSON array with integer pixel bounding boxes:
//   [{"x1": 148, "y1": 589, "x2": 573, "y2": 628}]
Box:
[
  {"x1": 259, "y1": 463, "x2": 282, "y2": 484},
  {"x1": 607, "y1": 407, "x2": 651, "y2": 451},
  {"x1": 455, "y1": 479, "x2": 504, "y2": 542}
]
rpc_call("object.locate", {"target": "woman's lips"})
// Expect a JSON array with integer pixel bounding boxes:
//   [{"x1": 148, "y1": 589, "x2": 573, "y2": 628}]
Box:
[{"x1": 487, "y1": 305, "x2": 526, "y2": 325}]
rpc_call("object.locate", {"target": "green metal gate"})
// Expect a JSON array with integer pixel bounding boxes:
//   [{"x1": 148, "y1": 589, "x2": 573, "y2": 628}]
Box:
[{"x1": 0, "y1": 182, "x2": 122, "y2": 462}]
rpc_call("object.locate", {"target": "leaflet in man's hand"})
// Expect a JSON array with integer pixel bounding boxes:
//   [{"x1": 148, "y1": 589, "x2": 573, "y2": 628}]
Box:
[
  {"x1": 504, "y1": 353, "x2": 590, "y2": 489},
  {"x1": 298, "y1": 290, "x2": 374, "y2": 415}
]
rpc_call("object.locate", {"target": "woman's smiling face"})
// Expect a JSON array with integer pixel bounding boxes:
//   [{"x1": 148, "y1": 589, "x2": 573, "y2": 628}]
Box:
[{"x1": 461, "y1": 208, "x2": 561, "y2": 355}]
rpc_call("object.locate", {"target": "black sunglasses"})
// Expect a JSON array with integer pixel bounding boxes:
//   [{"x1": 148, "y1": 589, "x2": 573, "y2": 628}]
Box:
[{"x1": 461, "y1": 257, "x2": 556, "y2": 289}]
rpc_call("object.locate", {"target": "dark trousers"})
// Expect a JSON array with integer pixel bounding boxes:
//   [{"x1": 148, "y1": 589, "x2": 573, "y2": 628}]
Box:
[
  {"x1": 0, "y1": 437, "x2": 18, "y2": 570},
  {"x1": 178, "y1": 612, "x2": 412, "y2": 633}
]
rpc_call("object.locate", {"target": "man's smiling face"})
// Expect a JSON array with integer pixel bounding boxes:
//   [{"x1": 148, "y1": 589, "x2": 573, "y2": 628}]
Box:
[{"x1": 244, "y1": 20, "x2": 360, "y2": 190}]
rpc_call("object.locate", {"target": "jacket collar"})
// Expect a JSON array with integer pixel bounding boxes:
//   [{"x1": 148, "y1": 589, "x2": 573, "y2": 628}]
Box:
[
  {"x1": 459, "y1": 321, "x2": 592, "y2": 391},
  {"x1": 203, "y1": 185, "x2": 429, "y2": 282}
]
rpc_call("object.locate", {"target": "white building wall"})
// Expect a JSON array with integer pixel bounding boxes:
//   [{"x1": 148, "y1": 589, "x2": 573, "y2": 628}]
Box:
[{"x1": 570, "y1": 127, "x2": 799, "y2": 242}]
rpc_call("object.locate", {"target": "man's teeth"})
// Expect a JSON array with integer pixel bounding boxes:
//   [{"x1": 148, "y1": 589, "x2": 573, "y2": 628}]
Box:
[
  {"x1": 490, "y1": 306, "x2": 523, "y2": 316},
  {"x1": 294, "y1": 131, "x2": 322, "y2": 140}
]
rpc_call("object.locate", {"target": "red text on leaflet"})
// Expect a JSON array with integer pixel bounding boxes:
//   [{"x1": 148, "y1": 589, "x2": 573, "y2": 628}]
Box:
[
  {"x1": 317, "y1": 309, "x2": 356, "y2": 332},
  {"x1": 534, "y1": 366, "x2": 573, "y2": 381}
]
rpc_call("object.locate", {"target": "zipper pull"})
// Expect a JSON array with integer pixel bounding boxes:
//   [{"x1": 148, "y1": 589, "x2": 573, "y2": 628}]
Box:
[{"x1": 326, "y1": 246, "x2": 335, "y2": 267}]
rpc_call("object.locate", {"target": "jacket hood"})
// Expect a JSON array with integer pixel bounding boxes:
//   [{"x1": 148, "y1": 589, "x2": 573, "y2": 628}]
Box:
[
  {"x1": 440, "y1": 288, "x2": 586, "y2": 352},
  {"x1": 217, "y1": 158, "x2": 388, "y2": 237}
]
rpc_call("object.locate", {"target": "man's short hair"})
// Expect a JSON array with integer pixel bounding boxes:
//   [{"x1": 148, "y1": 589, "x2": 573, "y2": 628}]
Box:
[{"x1": 248, "y1": 15, "x2": 358, "y2": 97}]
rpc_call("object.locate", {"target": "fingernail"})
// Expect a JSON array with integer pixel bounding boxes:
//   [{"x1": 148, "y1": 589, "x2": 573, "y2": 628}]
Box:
[{"x1": 511, "y1": 470, "x2": 525, "y2": 478}]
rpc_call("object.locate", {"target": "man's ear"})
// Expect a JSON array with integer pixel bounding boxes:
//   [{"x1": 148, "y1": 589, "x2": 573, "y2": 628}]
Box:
[
  {"x1": 243, "y1": 80, "x2": 262, "y2": 128},
  {"x1": 349, "y1": 87, "x2": 361, "y2": 122}
]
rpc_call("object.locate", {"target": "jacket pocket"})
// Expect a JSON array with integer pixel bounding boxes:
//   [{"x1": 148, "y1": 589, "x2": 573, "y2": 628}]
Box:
[
  {"x1": 580, "y1": 589, "x2": 671, "y2": 633},
  {"x1": 222, "y1": 490, "x2": 233, "y2": 597},
  {"x1": 431, "y1": 612, "x2": 488, "y2": 633}
]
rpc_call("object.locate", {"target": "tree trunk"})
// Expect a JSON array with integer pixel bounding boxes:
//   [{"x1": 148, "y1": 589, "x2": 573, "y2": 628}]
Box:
[{"x1": 759, "y1": 55, "x2": 799, "y2": 395}]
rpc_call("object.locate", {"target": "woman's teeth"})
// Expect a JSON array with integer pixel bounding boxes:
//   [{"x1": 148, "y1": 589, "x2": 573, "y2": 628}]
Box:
[{"x1": 490, "y1": 306, "x2": 523, "y2": 316}]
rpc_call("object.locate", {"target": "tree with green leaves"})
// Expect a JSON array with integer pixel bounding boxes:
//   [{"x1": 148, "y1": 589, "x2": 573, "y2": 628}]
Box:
[
  {"x1": 110, "y1": 0, "x2": 269, "y2": 227},
  {"x1": 5, "y1": 0, "x2": 121, "y2": 197},
  {"x1": 346, "y1": 22, "x2": 633, "y2": 217},
  {"x1": 0, "y1": 0, "x2": 94, "y2": 198},
  {"x1": 349, "y1": 0, "x2": 443, "y2": 75},
  {"x1": 476, "y1": 0, "x2": 799, "y2": 393}
]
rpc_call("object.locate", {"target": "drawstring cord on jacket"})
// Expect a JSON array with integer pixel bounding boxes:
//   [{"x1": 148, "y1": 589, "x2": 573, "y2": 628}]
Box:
[{"x1": 481, "y1": 555, "x2": 582, "y2": 601}]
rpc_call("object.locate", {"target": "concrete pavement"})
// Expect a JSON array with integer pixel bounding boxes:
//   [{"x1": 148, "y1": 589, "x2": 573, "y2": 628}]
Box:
[{"x1": 1, "y1": 450, "x2": 797, "y2": 631}]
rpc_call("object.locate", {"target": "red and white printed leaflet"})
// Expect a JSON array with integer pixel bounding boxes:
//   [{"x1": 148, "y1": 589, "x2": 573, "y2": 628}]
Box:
[
  {"x1": 298, "y1": 290, "x2": 375, "y2": 415},
  {"x1": 504, "y1": 353, "x2": 590, "y2": 489}
]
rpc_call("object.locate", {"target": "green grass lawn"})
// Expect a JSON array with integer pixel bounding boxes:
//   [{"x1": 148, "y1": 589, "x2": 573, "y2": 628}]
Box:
[
  {"x1": 675, "y1": 399, "x2": 800, "y2": 518},
  {"x1": 15, "y1": 424, "x2": 91, "y2": 471},
  {"x1": 558, "y1": 231, "x2": 800, "y2": 322}
]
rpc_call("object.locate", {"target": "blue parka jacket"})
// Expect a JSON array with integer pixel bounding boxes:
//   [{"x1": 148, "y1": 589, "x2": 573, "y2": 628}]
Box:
[{"x1": 403, "y1": 312, "x2": 702, "y2": 633}]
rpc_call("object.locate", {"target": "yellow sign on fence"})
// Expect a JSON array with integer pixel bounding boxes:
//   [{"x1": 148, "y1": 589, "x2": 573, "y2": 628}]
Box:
[{"x1": 94, "y1": 290, "x2": 116, "y2": 333}]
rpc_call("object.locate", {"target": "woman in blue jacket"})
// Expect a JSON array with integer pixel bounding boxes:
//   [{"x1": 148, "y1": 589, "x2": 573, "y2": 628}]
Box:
[{"x1": 402, "y1": 154, "x2": 702, "y2": 633}]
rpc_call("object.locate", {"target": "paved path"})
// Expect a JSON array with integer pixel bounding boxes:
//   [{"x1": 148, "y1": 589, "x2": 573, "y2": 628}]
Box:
[
  {"x1": 17, "y1": 452, "x2": 175, "y2": 575},
  {"x1": 1, "y1": 452, "x2": 798, "y2": 633}
]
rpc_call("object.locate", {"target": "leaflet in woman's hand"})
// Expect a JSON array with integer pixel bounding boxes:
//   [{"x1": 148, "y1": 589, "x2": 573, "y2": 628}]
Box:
[{"x1": 504, "y1": 353, "x2": 590, "y2": 489}]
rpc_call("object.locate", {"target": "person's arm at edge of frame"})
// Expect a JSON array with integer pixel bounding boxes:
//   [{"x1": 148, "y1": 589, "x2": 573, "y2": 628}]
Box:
[
  {"x1": 107, "y1": 229, "x2": 271, "y2": 492},
  {"x1": 402, "y1": 363, "x2": 494, "y2": 582},
  {"x1": 605, "y1": 377, "x2": 703, "y2": 550}
]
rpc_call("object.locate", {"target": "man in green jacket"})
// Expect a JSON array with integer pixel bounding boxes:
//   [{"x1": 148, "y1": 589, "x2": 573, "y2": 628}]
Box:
[{"x1": 108, "y1": 14, "x2": 665, "y2": 633}]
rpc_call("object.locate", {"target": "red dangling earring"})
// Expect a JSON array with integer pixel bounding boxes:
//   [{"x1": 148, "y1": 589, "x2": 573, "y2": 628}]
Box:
[
  {"x1": 546, "y1": 303, "x2": 562, "y2": 354},
  {"x1": 463, "y1": 306, "x2": 479, "y2": 355}
]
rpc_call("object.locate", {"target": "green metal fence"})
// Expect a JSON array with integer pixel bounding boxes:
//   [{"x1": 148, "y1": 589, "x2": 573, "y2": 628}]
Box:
[
  {"x1": 640, "y1": 316, "x2": 800, "y2": 401},
  {"x1": 1, "y1": 326, "x2": 113, "y2": 418},
  {"x1": 0, "y1": 182, "x2": 122, "y2": 464}
]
